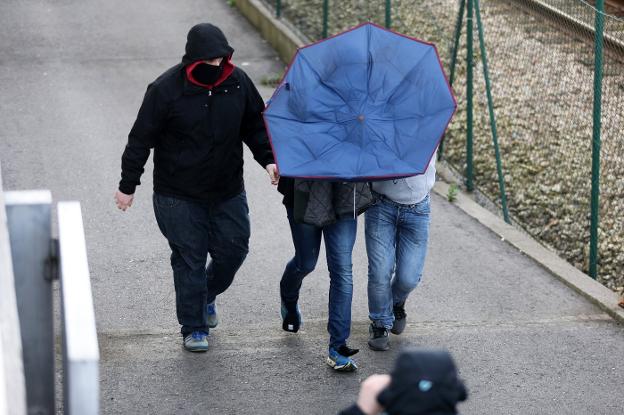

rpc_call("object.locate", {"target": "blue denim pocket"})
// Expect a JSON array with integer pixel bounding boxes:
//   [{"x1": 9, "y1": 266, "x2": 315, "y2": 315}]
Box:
[{"x1": 409, "y1": 194, "x2": 431, "y2": 216}]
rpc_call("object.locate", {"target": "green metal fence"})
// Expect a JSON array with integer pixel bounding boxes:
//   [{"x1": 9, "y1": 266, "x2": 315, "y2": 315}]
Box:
[{"x1": 263, "y1": 0, "x2": 624, "y2": 294}]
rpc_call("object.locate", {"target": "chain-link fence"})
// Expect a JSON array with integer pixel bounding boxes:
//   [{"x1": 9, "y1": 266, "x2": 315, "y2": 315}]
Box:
[
  {"x1": 260, "y1": 0, "x2": 624, "y2": 293},
  {"x1": 598, "y1": 2, "x2": 624, "y2": 292}
]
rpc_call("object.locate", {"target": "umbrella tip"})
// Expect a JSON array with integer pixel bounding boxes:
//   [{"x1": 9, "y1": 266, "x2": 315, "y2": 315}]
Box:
[{"x1": 357, "y1": 114, "x2": 365, "y2": 122}]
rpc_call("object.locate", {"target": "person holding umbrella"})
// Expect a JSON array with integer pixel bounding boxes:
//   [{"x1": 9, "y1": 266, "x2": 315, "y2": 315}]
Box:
[
  {"x1": 276, "y1": 177, "x2": 373, "y2": 372},
  {"x1": 115, "y1": 23, "x2": 278, "y2": 352},
  {"x1": 264, "y1": 23, "x2": 455, "y2": 367}
]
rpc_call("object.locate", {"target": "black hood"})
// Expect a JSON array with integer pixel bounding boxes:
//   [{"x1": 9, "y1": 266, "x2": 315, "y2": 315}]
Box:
[
  {"x1": 377, "y1": 349, "x2": 467, "y2": 415},
  {"x1": 182, "y1": 23, "x2": 234, "y2": 64}
]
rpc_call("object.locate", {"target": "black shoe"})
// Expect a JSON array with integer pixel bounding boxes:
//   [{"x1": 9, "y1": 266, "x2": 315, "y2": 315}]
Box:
[
  {"x1": 391, "y1": 302, "x2": 407, "y2": 335},
  {"x1": 368, "y1": 324, "x2": 390, "y2": 351},
  {"x1": 281, "y1": 301, "x2": 302, "y2": 333},
  {"x1": 337, "y1": 344, "x2": 360, "y2": 357}
]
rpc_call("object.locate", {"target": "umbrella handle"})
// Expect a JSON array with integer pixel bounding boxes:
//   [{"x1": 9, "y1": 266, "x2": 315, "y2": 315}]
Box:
[{"x1": 353, "y1": 183, "x2": 356, "y2": 219}]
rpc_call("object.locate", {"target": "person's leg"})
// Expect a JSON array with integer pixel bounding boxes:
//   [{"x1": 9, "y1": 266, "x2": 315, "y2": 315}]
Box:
[
  {"x1": 279, "y1": 206, "x2": 322, "y2": 332},
  {"x1": 204, "y1": 192, "x2": 251, "y2": 303},
  {"x1": 324, "y1": 217, "x2": 358, "y2": 371},
  {"x1": 364, "y1": 200, "x2": 398, "y2": 350},
  {"x1": 280, "y1": 207, "x2": 322, "y2": 304},
  {"x1": 391, "y1": 195, "x2": 431, "y2": 335},
  {"x1": 365, "y1": 200, "x2": 398, "y2": 329},
  {"x1": 153, "y1": 193, "x2": 211, "y2": 341},
  {"x1": 323, "y1": 217, "x2": 357, "y2": 351}
]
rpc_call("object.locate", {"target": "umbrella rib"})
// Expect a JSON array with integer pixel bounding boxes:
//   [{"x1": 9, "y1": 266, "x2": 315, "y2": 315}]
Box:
[
  {"x1": 368, "y1": 105, "x2": 455, "y2": 122},
  {"x1": 416, "y1": 105, "x2": 456, "y2": 119},
  {"x1": 384, "y1": 48, "x2": 436, "y2": 105},
  {"x1": 366, "y1": 24, "x2": 371, "y2": 98},
  {"x1": 316, "y1": 139, "x2": 347, "y2": 160},
  {"x1": 364, "y1": 122, "x2": 402, "y2": 160},
  {"x1": 299, "y1": 53, "x2": 353, "y2": 112},
  {"x1": 290, "y1": 154, "x2": 331, "y2": 171},
  {"x1": 265, "y1": 113, "x2": 335, "y2": 124},
  {"x1": 289, "y1": 126, "x2": 354, "y2": 171}
]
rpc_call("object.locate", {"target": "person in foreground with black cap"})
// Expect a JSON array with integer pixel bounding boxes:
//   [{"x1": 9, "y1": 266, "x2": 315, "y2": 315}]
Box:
[
  {"x1": 339, "y1": 349, "x2": 467, "y2": 415},
  {"x1": 114, "y1": 23, "x2": 278, "y2": 352}
]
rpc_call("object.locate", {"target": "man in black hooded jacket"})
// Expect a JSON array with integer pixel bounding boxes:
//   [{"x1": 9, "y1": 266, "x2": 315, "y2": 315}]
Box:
[{"x1": 115, "y1": 23, "x2": 278, "y2": 352}]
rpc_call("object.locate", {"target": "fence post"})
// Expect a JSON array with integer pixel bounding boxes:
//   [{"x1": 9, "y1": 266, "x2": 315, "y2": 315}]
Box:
[
  {"x1": 589, "y1": 0, "x2": 605, "y2": 279},
  {"x1": 385, "y1": 0, "x2": 391, "y2": 29},
  {"x1": 322, "y1": 0, "x2": 329, "y2": 38},
  {"x1": 4, "y1": 190, "x2": 55, "y2": 415},
  {"x1": 474, "y1": 0, "x2": 510, "y2": 223},
  {"x1": 466, "y1": 0, "x2": 475, "y2": 191},
  {"x1": 439, "y1": 0, "x2": 466, "y2": 160},
  {"x1": 276, "y1": 0, "x2": 281, "y2": 18},
  {"x1": 449, "y1": 0, "x2": 466, "y2": 87}
]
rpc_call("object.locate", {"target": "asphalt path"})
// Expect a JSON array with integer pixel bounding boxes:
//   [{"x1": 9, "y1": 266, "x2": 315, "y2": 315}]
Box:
[{"x1": 0, "y1": 0, "x2": 622, "y2": 414}]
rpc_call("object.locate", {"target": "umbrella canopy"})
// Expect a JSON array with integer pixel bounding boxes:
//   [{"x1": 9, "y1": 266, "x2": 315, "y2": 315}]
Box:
[{"x1": 264, "y1": 22, "x2": 456, "y2": 181}]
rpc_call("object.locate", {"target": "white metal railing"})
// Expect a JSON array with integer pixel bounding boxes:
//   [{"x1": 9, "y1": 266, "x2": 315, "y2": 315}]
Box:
[
  {"x1": 5, "y1": 190, "x2": 55, "y2": 415},
  {"x1": 58, "y1": 202, "x2": 99, "y2": 415},
  {"x1": 0, "y1": 173, "x2": 27, "y2": 415},
  {"x1": 1, "y1": 162, "x2": 99, "y2": 414}
]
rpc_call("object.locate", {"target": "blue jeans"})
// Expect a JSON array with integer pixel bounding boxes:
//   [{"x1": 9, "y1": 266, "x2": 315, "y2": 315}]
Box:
[
  {"x1": 280, "y1": 207, "x2": 357, "y2": 350},
  {"x1": 153, "y1": 192, "x2": 250, "y2": 336},
  {"x1": 365, "y1": 194, "x2": 431, "y2": 329}
]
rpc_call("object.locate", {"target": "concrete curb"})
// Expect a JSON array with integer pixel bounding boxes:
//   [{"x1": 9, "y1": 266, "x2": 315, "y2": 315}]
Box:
[
  {"x1": 435, "y1": 164, "x2": 624, "y2": 324},
  {"x1": 232, "y1": 0, "x2": 624, "y2": 324},
  {"x1": 234, "y1": 0, "x2": 306, "y2": 64}
]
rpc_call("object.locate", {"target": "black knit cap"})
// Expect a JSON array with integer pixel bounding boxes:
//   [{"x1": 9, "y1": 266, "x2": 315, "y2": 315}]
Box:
[
  {"x1": 377, "y1": 349, "x2": 468, "y2": 415},
  {"x1": 182, "y1": 23, "x2": 234, "y2": 64}
]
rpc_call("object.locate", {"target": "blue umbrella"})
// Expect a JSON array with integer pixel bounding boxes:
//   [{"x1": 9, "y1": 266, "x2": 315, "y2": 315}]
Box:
[{"x1": 264, "y1": 22, "x2": 457, "y2": 181}]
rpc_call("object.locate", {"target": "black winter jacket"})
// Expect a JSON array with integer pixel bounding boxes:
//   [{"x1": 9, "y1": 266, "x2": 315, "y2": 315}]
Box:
[{"x1": 119, "y1": 23, "x2": 274, "y2": 202}]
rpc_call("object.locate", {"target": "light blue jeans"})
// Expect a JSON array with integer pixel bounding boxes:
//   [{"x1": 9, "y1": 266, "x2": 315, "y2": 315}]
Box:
[{"x1": 365, "y1": 193, "x2": 431, "y2": 329}]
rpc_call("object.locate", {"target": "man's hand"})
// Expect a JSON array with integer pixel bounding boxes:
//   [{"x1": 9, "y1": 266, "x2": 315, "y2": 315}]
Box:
[
  {"x1": 266, "y1": 163, "x2": 279, "y2": 185},
  {"x1": 115, "y1": 190, "x2": 134, "y2": 211},
  {"x1": 356, "y1": 374, "x2": 391, "y2": 415}
]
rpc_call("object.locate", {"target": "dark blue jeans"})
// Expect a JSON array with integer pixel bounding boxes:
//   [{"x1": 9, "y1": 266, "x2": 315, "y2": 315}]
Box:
[
  {"x1": 153, "y1": 192, "x2": 250, "y2": 336},
  {"x1": 280, "y1": 207, "x2": 357, "y2": 350}
]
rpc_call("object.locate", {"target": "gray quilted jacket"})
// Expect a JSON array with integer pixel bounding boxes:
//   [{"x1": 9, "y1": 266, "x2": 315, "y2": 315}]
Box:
[{"x1": 293, "y1": 179, "x2": 374, "y2": 227}]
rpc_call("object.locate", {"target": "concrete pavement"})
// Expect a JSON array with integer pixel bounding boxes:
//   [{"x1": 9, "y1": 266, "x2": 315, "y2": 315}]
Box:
[{"x1": 0, "y1": 0, "x2": 622, "y2": 414}]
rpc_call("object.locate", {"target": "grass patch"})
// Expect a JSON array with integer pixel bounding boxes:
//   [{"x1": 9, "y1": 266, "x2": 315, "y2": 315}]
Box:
[
  {"x1": 260, "y1": 73, "x2": 282, "y2": 88},
  {"x1": 447, "y1": 183, "x2": 459, "y2": 203}
]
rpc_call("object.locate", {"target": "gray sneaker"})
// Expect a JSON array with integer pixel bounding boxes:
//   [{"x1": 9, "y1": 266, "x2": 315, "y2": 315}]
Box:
[
  {"x1": 205, "y1": 301, "x2": 219, "y2": 328},
  {"x1": 391, "y1": 302, "x2": 407, "y2": 335},
  {"x1": 368, "y1": 324, "x2": 390, "y2": 351},
  {"x1": 183, "y1": 331, "x2": 209, "y2": 352}
]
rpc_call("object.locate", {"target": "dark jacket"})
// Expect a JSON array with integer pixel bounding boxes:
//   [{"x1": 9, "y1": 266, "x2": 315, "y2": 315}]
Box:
[
  {"x1": 338, "y1": 405, "x2": 366, "y2": 415},
  {"x1": 377, "y1": 350, "x2": 467, "y2": 415},
  {"x1": 279, "y1": 177, "x2": 373, "y2": 227},
  {"x1": 339, "y1": 350, "x2": 466, "y2": 415},
  {"x1": 277, "y1": 177, "x2": 296, "y2": 208},
  {"x1": 293, "y1": 179, "x2": 373, "y2": 227},
  {"x1": 119, "y1": 23, "x2": 274, "y2": 202}
]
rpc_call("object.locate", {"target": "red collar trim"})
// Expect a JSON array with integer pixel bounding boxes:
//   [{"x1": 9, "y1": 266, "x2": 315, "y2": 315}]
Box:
[{"x1": 185, "y1": 59, "x2": 235, "y2": 89}]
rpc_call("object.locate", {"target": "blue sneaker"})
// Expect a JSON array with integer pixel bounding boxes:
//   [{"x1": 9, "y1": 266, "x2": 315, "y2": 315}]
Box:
[
  {"x1": 183, "y1": 331, "x2": 209, "y2": 352},
  {"x1": 281, "y1": 301, "x2": 302, "y2": 333},
  {"x1": 205, "y1": 301, "x2": 219, "y2": 328},
  {"x1": 327, "y1": 347, "x2": 358, "y2": 372}
]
